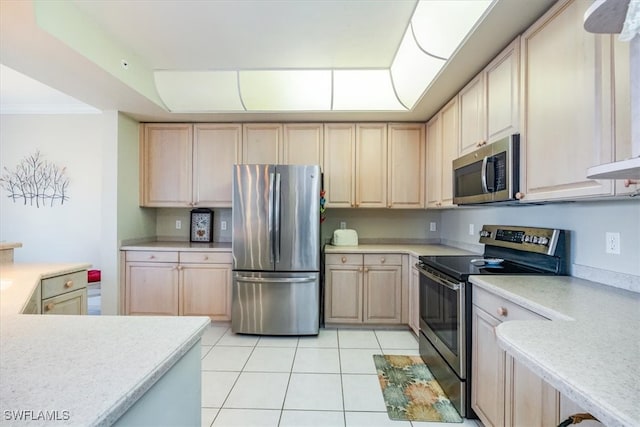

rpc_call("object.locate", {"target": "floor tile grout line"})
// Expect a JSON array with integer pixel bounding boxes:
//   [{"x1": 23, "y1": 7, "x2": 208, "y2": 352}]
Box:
[
  {"x1": 275, "y1": 340, "x2": 299, "y2": 426},
  {"x1": 337, "y1": 328, "x2": 348, "y2": 427}
]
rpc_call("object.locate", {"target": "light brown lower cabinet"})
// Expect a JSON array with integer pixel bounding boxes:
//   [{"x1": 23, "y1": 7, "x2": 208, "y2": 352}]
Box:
[
  {"x1": 39, "y1": 269, "x2": 88, "y2": 315},
  {"x1": 325, "y1": 253, "x2": 402, "y2": 325},
  {"x1": 472, "y1": 286, "x2": 560, "y2": 427},
  {"x1": 123, "y1": 250, "x2": 232, "y2": 320}
]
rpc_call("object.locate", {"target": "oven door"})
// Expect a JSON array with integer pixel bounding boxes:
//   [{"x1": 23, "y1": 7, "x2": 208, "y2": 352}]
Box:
[{"x1": 417, "y1": 263, "x2": 465, "y2": 378}]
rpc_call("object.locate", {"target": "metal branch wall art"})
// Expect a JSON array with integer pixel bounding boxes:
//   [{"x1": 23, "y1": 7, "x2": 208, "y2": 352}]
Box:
[{"x1": 0, "y1": 151, "x2": 70, "y2": 207}]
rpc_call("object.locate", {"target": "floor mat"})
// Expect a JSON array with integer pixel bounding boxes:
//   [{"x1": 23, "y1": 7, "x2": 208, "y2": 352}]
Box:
[{"x1": 373, "y1": 355, "x2": 463, "y2": 423}]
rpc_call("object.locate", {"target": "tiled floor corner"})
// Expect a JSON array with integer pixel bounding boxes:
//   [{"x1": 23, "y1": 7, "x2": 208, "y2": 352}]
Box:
[{"x1": 200, "y1": 324, "x2": 480, "y2": 427}]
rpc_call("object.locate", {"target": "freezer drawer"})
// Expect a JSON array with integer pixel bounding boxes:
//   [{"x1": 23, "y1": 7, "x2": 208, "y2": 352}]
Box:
[{"x1": 232, "y1": 271, "x2": 319, "y2": 335}]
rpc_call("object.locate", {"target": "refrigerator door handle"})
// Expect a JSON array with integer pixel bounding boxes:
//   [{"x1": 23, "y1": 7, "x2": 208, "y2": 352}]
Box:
[
  {"x1": 235, "y1": 276, "x2": 317, "y2": 284},
  {"x1": 268, "y1": 172, "x2": 275, "y2": 263},
  {"x1": 274, "y1": 172, "x2": 281, "y2": 264}
]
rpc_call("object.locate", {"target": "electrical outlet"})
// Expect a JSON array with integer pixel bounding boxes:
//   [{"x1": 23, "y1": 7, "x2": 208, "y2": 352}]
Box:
[
  {"x1": 340, "y1": 221, "x2": 347, "y2": 230},
  {"x1": 221, "y1": 221, "x2": 227, "y2": 231},
  {"x1": 430, "y1": 222, "x2": 437, "y2": 232},
  {"x1": 605, "y1": 232, "x2": 620, "y2": 254},
  {"x1": 469, "y1": 224, "x2": 475, "y2": 236},
  {"x1": 175, "y1": 220, "x2": 182, "y2": 230}
]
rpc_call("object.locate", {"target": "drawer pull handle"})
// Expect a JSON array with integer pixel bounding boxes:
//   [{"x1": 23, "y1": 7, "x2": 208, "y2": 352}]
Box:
[
  {"x1": 364, "y1": 267, "x2": 369, "y2": 273},
  {"x1": 204, "y1": 256, "x2": 209, "y2": 261},
  {"x1": 380, "y1": 257, "x2": 385, "y2": 264},
  {"x1": 45, "y1": 303, "x2": 55, "y2": 311},
  {"x1": 341, "y1": 256, "x2": 347, "y2": 263},
  {"x1": 149, "y1": 255, "x2": 155, "y2": 260},
  {"x1": 64, "y1": 280, "x2": 73, "y2": 288},
  {"x1": 497, "y1": 307, "x2": 508, "y2": 317}
]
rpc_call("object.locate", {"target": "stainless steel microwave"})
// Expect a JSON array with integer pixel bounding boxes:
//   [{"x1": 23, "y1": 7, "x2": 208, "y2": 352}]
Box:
[{"x1": 452, "y1": 134, "x2": 520, "y2": 205}]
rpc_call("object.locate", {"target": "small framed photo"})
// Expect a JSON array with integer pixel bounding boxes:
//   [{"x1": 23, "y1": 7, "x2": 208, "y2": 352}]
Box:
[{"x1": 190, "y1": 208, "x2": 213, "y2": 242}]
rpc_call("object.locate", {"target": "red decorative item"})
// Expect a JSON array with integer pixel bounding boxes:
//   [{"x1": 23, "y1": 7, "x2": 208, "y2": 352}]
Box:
[{"x1": 88, "y1": 269, "x2": 101, "y2": 283}]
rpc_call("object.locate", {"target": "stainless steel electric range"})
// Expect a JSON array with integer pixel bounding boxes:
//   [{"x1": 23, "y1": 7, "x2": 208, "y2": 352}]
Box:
[{"x1": 416, "y1": 225, "x2": 568, "y2": 419}]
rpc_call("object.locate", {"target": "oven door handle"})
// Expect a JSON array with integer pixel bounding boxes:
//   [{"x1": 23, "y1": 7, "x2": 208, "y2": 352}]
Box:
[{"x1": 415, "y1": 263, "x2": 461, "y2": 291}]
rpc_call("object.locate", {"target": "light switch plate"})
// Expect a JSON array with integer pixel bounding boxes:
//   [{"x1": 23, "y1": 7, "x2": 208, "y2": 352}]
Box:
[
  {"x1": 221, "y1": 221, "x2": 227, "y2": 231},
  {"x1": 605, "y1": 232, "x2": 620, "y2": 254},
  {"x1": 430, "y1": 222, "x2": 437, "y2": 232}
]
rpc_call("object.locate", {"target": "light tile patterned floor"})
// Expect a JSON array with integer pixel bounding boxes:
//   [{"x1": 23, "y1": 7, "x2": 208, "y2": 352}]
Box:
[{"x1": 200, "y1": 324, "x2": 481, "y2": 427}]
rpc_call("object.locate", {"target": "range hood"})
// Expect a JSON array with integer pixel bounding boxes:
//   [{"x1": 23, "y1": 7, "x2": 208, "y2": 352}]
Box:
[{"x1": 584, "y1": 0, "x2": 640, "y2": 180}]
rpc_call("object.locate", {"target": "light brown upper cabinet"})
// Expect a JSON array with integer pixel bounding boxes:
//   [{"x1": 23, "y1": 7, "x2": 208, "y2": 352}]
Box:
[
  {"x1": 323, "y1": 123, "x2": 356, "y2": 207},
  {"x1": 387, "y1": 123, "x2": 425, "y2": 209},
  {"x1": 283, "y1": 123, "x2": 323, "y2": 166},
  {"x1": 459, "y1": 38, "x2": 521, "y2": 156},
  {"x1": 242, "y1": 123, "x2": 282, "y2": 164},
  {"x1": 356, "y1": 123, "x2": 388, "y2": 208},
  {"x1": 323, "y1": 123, "x2": 389, "y2": 208},
  {"x1": 520, "y1": 0, "x2": 614, "y2": 202},
  {"x1": 141, "y1": 123, "x2": 193, "y2": 207},
  {"x1": 459, "y1": 74, "x2": 486, "y2": 156},
  {"x1": 140, "y1": 123, "x2": 241, "y2": 208},
  {"x1": 193, "y1": 124, "x2": 242, "y2": 206},
  {"x1": 427, "y1": 96, "x2": 459, "y2": 208}
]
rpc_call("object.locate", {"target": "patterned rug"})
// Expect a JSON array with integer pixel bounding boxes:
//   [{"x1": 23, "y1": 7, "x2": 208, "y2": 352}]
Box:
[{"x1": 373, "y1": 355, "x2": 463, "y2": 423}]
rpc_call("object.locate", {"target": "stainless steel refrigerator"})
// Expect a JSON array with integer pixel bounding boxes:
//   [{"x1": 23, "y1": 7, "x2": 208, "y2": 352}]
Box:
[{"x1": 231, "y1": 164, "x2": 321, "y2": 335}]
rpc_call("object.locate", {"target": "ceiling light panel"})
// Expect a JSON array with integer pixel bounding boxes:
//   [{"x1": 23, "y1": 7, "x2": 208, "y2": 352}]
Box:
[
  {"x1": 333, "y1": 70, "x2": 406, "y2": 111},
  {"x1": 239, "y1": 70, "x2": 331, "y2": 111},
  {"x1": 411, "y1": 0, "x2": 493, "y2": 59},
  {"x1": 154, "y1": 71, "x2": 244, "y2": 112},
  {"x1": 391, "y1": 25, "x2": 446, "y2": 109}
]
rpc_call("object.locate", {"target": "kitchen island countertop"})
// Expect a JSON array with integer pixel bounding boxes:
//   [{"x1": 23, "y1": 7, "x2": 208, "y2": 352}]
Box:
[
  {"x1": 470, "y1": 275, "x2": 640, "y2": 427},
  {"x1": 0, "y1": 263, "x2": 210, "y2": 426}
]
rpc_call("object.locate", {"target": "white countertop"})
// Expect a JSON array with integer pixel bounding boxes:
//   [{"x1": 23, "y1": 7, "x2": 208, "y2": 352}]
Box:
[
  {"x1": 470, "y1": 275, "x2": 640, "y2": 427},
  {"x1": 0, "y1": 264, "x2": 210, "y2": 426},
  {"x1": 121, "y1": 241, "x2": 231, "y2": 252},
  {"x1": 324, "y1": 243, "x2": 478, "y2": 257}
]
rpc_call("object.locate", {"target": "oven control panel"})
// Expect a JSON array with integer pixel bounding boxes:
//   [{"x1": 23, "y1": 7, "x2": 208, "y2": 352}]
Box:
[{"x1": 478, "y1": 225, "x2": 562, "y2": 256}]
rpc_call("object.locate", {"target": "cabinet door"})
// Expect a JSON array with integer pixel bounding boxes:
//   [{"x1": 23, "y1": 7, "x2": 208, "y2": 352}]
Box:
[
  {"x1": 356, "y1": 123, "x2": 387, "y2": 208},
  {"x1": 387, "y1": 123, "x2": 425, "y2": 209},
  {"x1": 505, "y1": 356, "x2": 559, "y2": 427},
  {"x1": 426, "y1": 114, "x2": 442, "y2": 208},
  {"x1": 283, "y1": 123, "x2": 323, "y2": 166},
  {"x1": 125, "y1": 262, "x2": 179, "y2": 315},
  {"x1": 180, "y1": 263, "x2": 231, "y2": 320},
  {"x1": 486, "y1": 38, "x2": 520, "y2": 142},
  {"x1": 42, "y1": 288, "x2": 87, "y2": 315},
  {"x1": 440, "y1": 97, "x2": 459, "y2": 207},
  {"x1": 459, "y1": 74, "x2": 486, "y2": 155},
  {"x1": 141, "y1": 123, "x2": 193, "y2": 207},
  {"x1": 325, "y1": 264, "x2": 363, "y2": 323},
  {"x1": 472, "y1": 305, "x2": 505, "y2": 427},
  {"x1": 242, "y1": 123, "x2": 283, "y2": 164},
  {"x1": 324, "y1": 124, "x2": 356, "y2": 207},
  {"x1": 521, "y1": 0, "x2": 614, "y2": 201},
  {"x1": 364, "y1": 264, "x2": 402, "y2": 324},
  {"x1": 193, "y1": 124, "x2": 241, "y2": 207}
]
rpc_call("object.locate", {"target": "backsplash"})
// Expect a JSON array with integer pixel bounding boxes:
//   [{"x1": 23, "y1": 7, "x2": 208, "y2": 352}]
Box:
[{"x1": 156, "y1": 208, "x2": 232, "y2": 242}]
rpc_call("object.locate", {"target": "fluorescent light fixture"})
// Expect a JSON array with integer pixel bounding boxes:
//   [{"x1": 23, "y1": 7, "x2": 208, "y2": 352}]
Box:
[
  {"x1": 391, "y1": 25, "x2": 446, "y2": 108},
  {"x1": 411, "y1": 0, "x2": 492, "y2": 59},
  {"x1": 239, "y1": 70, "x2": 331, "y2": 111},
  {"x1": 154, "y1": 71, "x2": 244, "y2": 112},
  {"x1": 333, "y1": 69, "x2": 405, "y2": 111}
]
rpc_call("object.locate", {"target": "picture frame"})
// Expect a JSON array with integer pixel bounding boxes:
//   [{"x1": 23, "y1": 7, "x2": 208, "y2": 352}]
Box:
[{"x1": 190, "y1": 208, "x2": 214, "y2": 242}]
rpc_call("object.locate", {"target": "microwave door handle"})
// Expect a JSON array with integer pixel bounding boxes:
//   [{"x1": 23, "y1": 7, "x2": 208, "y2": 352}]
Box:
[{"x1": 481, "y1": 156, "x2": 490, "y2": 193}]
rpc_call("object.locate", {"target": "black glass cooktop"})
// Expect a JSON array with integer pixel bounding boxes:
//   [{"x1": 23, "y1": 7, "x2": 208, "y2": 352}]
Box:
[{"x1": 419, "y1": 255, "x2": 549, "y2": 281}]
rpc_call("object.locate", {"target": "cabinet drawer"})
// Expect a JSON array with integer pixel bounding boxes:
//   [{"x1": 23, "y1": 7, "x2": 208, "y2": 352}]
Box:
[
  {"x1": 473, "y1": 286, "x2": 547, "y2": 322},
  {"x1": 325, "y1": 253, "x2": 363, "y2": 266},
  {"x1": 179, "y1": 251, "x2": 232, "y2": 264},
  {"x1": 364, "y1": 254, "x2": 402, "y2": 266},
  {"x1": 41, "y1": 270, "x2": 87, "y2": 300},
  {"x1": 126, "y1": 251, "x2": 179, "y2": 263}
]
